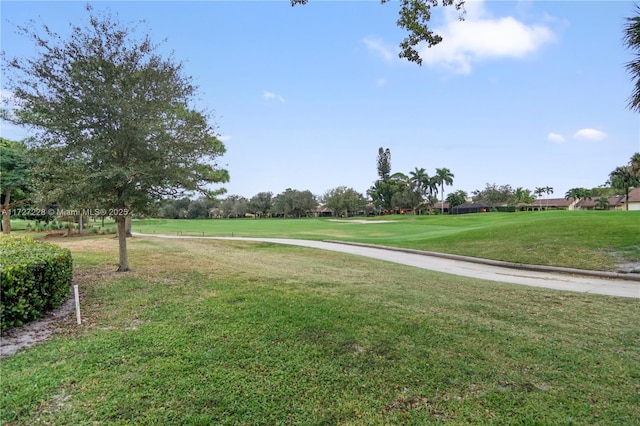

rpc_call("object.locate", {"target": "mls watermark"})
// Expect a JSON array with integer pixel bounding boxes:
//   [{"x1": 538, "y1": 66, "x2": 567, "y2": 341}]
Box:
[{"x1": 7, "y1": 208, "x2": 130, "y2": 217}]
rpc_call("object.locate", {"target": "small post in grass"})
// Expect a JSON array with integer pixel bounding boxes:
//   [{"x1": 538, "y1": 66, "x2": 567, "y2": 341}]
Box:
[{"x1": 74, "y1": 284, "x2": 82, "y2": 325}]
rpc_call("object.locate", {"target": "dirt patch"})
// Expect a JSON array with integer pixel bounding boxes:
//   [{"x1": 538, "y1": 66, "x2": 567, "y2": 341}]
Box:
[
  {"x1": 616, "y1": 262, "x2": 640, "y2": 273},
  {"x1": 0, "y1": 296, "x2": 76, "y2": 358}
]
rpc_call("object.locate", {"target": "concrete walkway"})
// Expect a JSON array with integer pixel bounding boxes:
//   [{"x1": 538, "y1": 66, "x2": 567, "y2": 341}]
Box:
[{"x1": 134, "y1": 234, "x2": 640, "y2": 299}]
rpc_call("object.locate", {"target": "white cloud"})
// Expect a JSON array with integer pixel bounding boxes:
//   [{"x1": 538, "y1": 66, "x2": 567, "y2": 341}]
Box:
[
  {"x1": 419, "y1": 0, "x2": 555, "y2": 74},
  {"x1": 363, "y1": 37, "x2": 395, "y2": 62},
  {"x1": 547, "y1": 132, "x2": 565, "y2": 143},
  {"x1": 263, "y1": 90, "x2": 285, "y2": 103},
  {"x1": 573, "y1": 128, "x2": 607, "y2": 141},
  {"x1": 375, "y1": 78, "x2": 387, "y2": 87}
]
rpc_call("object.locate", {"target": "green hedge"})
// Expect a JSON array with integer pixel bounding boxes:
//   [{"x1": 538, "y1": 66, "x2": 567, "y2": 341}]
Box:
[{"x1": 0, "y1": 236, "x2": 73, "y2": 331}]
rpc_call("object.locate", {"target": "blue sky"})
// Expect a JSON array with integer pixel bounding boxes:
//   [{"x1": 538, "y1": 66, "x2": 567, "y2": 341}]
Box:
[{"x1": 2, "y1": 1, "x2": 639, "y2": 200}]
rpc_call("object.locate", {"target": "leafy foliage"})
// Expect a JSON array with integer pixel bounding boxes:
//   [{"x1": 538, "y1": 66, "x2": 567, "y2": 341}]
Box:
[
  {"x1": 271, "y1": 188, "x2": 317, "y2": 218},
  {"x1": 3, "y1": 6, "x2": 229, "y2": 270},
  {"x1": 248, "y1": 192, "x2": 273, "y2": 218},
  {"x1": 472, "y1": 183, "x2": 516, "y2": 205},
  {"x1": 0, "y1": 236, "x2": 72, "y2": 331},
  {"x1": 0, "y1": 138, "x2": 33, "y2": 234},
  {"x1": 606, "y1": 153, "x2": 640, "y2": 210},
  {"x1": 445, "y1": 189, "x2": 467, "y2": 210},
  {"x1": 623, "y1": 6, "x2": 640, "y2": 112},
  {"x1": 376, "y1": 147, "x2": 392, "y2": 182},
  {"x1": 565, "y1": 187, "x2": 592, "y2": 202},
  {"x1": 434, "y1": 167, "x2": 454, "y2": 213},
  {"x1": 292, "y1": 0, "x2": 465, "y2": 65},
  {"x1": 322, "y1": 186, "x2": 367, "y2": 217}
]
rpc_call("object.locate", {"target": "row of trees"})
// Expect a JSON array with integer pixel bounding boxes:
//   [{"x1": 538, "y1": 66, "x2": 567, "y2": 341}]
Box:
[
  {"x1": 158, "y1": 187, "x2": 368, "y2": 219},
  {"x1": 367, "y1": 147, "x2": 456, "y2": 214},
  {"x1": 564, "y1": 153, "x2": 640, "y2": 210}
]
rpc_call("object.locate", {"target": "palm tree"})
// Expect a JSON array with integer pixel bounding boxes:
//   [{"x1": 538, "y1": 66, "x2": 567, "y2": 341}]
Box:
[
  {"x1": 565, "y1": 187, "x2": 592, "y2": 209},
  {"x1": 609, "y1": 166, "x2": 636, "y2": 210},
  {"x1": 434, "y1": 168, "x2": 454, "y2": 213},
  {"x1": 594, "y1": 196, "x2": 610, "y2": 210},
  {"x1": 409, "y1": 167, "x2": 429, "y2": 196},
  {"x1": 544, "y1": 186, "x2": 554, "y2": 209},
  {"x1": 514, "y1": 187, "x2": 535, "y2": 205},
  {"x1": 409, "y1": 167, "x2": 430, "y2": 214},
  {"x1": 623, "y1": 6, "x2": 640, "y2": 112},
  {"x1": 534, "y1": 187, "x2": 545, "y2": 209},
  {"x1": 630, "y1": 152, "x2": 640, "y2": 177}
]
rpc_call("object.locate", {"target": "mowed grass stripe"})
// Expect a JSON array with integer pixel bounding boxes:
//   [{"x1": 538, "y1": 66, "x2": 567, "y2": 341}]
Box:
[
  {"x1": 133, "y1": 210, "x2": 640, "y2": 271},
  {"x1": 1, "y1": 237, "x2": 638, "y2": 424}
]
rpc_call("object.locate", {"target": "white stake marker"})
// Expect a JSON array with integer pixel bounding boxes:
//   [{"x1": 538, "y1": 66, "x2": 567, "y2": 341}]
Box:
[{"x1": 74, "y1": 284, "x2": 81, "y2": 325}]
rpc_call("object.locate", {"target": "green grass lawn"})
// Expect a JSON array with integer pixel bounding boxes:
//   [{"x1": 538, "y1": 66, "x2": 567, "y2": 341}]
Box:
[
  {"x1": 1, "y1": 236, "x2": 638, "y2": 424},
  {"x1": 133, "y1": 210, "x2": 640, "y2": 271}
]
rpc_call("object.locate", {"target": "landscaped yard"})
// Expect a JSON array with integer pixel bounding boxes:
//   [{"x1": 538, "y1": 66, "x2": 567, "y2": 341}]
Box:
[{"x1": 1, "y1": 219, "x2": 639, "y2": 424}]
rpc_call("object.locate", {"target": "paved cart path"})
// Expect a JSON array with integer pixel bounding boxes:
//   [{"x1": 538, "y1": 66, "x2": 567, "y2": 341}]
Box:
[{"x1": 135, "y1": 234, "x2": 640, "y2": 299}]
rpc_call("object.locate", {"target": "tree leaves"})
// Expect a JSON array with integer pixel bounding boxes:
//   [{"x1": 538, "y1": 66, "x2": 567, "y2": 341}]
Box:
[{"x1": 292, "y1": 0, "x2": 465, "y2": 65}]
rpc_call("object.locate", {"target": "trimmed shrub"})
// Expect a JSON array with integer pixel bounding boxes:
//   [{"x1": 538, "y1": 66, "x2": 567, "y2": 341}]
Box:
[{"x1": 0, "y1": 236, "x2": 73, "y2": 331}]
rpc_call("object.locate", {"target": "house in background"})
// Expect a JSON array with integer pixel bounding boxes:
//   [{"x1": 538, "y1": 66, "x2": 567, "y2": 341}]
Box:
[
  {"x1": 452, "y1": 202, "x2": 492, "y2": 215},
  {"x1": 526, "y1": 198, "x2": 572, "y2": 211},
  {"x1": 533, "y1": 187, "x2": 640, "y2": 211},
  {"x1": 573, "y1": 187, "x2": 640, "y2": 210}
]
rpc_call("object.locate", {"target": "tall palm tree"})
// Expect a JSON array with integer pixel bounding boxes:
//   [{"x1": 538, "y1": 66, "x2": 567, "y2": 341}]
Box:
[
  {"x1": 630, "y1": 152, "x2": 640, "y2": 177},
  {"x1": 544, "y1": 186, "x2": 554, "y2": 209},
  {"x1": 409, "y1": 167, "x2": 429, "y2": 197},
  {"x1": 609, "y1": 166, "x2": 635, "y2": 210},
  {"x1": 409, "y1": 167, "x2": 430, "y2": 214},
  {"x1": 434, "y1": 168, "x2": 454, "y2": 213},
  {"x1": 623, "y1": 6, "x2": 640, "y2": 112},
  {"x1": 534, "y1": 187, "x2": 545, "y2": 209}
]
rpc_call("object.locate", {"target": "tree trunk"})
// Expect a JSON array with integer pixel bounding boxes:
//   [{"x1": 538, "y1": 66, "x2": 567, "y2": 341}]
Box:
[
  {"x1": 116, "y1": 217, "x2": 130, "y2": 272},
  {"x1": 2, "y1": 188, "x2": 12, "y2": 234},
  {"x1": 78, "y1": 213, "x2": 84, "y2": 234},
  {"x1": 125, "y1": 216, "x2": 132, "y2": 237}
]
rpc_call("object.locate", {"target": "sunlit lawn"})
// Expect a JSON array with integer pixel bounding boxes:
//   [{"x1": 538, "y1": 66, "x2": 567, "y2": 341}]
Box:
[
  {"x1": 132, "y1": 210, "x2": 640, "y2": 271},
  {"x1": 1, "y1": 236, "x2": 639, "y2": 424}
]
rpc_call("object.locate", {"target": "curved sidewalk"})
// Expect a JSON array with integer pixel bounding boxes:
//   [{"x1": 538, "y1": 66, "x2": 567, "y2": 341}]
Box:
[{"x1": 133, "y1": 234, "x2": 640, "y2": 299}]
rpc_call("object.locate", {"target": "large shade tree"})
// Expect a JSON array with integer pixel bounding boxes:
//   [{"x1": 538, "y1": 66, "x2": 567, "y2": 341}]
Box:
[
  {"x1": 272, "y1": 188, "x2": 317, "y2": 218},
  {"x1": 3, "y1": 6, "x2": 229, "y2": 270},
  {"x1": 248, "y1": 192, "x2": 273, "y2": 218},
  {"x1": 322, "y1": 186, "x2": 367, "y2": 217}
]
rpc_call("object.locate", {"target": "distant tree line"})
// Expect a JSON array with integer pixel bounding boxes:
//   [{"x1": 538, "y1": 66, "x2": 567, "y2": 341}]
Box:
[{"x1": 5, "y1": 140, "x2": 639, "y2": 228}]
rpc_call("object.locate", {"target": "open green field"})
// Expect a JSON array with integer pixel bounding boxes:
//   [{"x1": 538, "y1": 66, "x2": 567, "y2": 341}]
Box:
[
  {"x1": 1, "y1": 236, "x2": 638, "y2": 424},
  {"x1": 133, "y1": 210, "x2": 640, "y2": 272}
]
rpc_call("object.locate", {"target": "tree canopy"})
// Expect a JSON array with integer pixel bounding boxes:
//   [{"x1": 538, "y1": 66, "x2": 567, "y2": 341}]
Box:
[
  {"x1": 0, "y1": 138, "x2": 32, "y2": 234},
  {"x1": 623, "y1": 5, "x2": 640, "y2": 112},
  {"x1": 605, "y1": 152, "x2": 640, "y2": 211},
  {"x1": 3, "y1": 6, "x2": 229, "y2": 270},
  {"x1": 322, "y1": 186, "x2": 367, "y2": 217},
  {"x1": 291, "y1": 0, "x2": 465, "y2": 65}
]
